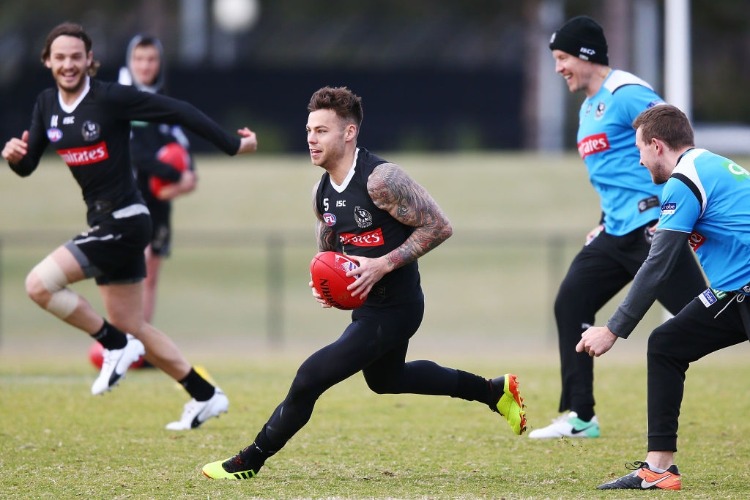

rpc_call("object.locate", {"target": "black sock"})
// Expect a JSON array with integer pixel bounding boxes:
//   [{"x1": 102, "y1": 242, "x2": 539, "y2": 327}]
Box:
[
  {"x1": 487, "y1": 375, "x2": 505, "y2": 406},
  {"x1": 574, "y1": 408, "x2": 595, "y2": 422},
  {"x1": 178, "y1": 368, "x2": 215, "y2": 401},
  {"x1": 241, "y1": 443, "x2": 266, "y2": 471},
  {"x1": 226, "y1": 441, "x2": 274, "y2": 474},
  {"x1": 90, "y1": 320, "x2": 128, "y2": 350},
  {"x1": 453, "y1": 370, "x2": 495, "y2": 404}
]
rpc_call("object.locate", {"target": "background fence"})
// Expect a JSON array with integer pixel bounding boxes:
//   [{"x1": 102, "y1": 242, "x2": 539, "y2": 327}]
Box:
[
  {"x1": 0, "y1": 153, "x2": 695, "y2": 360},
  {"x1": 0, "y1": 228, "x2": 677, "y2": 362}
]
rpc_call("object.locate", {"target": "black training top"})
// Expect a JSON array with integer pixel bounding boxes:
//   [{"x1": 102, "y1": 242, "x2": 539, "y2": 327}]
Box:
[
  {"x1": 9, "y1": 78, "x2": 239, "y2": 225},
  {"x1": 315, "y1": 147, "x2": 420, "y2": 304}
]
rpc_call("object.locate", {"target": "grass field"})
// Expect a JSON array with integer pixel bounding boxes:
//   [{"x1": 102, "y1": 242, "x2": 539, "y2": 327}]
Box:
[
  {"x1": 2, "y1": 153, "x2": 750, "y2": 498},
  {"x1": 2, "y1": 355, "x2": 750, "y2": 498}
]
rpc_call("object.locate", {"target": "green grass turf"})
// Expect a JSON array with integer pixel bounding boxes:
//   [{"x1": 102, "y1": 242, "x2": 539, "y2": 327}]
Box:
[
  {"x1": 1, "y1": 355, "x2": 750, "y2": 498},
  {"x1": 2, "y1": 153, "x2": 750, "y2": 497}
]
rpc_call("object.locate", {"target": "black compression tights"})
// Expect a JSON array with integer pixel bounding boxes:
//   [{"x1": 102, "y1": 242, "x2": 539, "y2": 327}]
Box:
[{"x1": 253, "y1": 301, "x2": 490, "y2": 456}]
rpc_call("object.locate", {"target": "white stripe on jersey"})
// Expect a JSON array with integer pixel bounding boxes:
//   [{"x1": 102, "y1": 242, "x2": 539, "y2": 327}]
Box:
[
  {"x1": 75, "y1": 234, "x2": 116, "y2": 245},
  {"x1": 113, "y1": 203, "x2": 150, "y2": 219},
  {"x1": 674, "y1": 148, "x2": 709, "y2": 215},
  {"x1": 603, "y1": 70, "x2": 653, "y2": 93}
]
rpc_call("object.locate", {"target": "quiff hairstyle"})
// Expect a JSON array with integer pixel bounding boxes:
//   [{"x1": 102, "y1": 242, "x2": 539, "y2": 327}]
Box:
[
  {"x1": 41, "y1": 22, "x2": 100, "y2": 76},
  {"x1": 632, "y1": 104, "x2": 694, "y2": 151},
  {"x1": 308, "y1": 86, "x2": 363, "y2": 129}
]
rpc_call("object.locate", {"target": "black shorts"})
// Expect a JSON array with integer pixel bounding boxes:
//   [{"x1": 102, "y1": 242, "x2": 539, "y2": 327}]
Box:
[
  {"x1": 67, "y1": 209, "x2": 152, "y2": 285},
  {"x1": 146, "y1": 198, "x2": 172, "y2": 257}
]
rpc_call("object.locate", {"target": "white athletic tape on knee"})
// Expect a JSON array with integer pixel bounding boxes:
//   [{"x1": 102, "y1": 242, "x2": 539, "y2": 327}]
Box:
[
  {"x1": 46, "y1": 288, "x2": 78, "y2": 318},
  {"x1": 34, "y1": 257, "x2": 78, "y2": 318}
]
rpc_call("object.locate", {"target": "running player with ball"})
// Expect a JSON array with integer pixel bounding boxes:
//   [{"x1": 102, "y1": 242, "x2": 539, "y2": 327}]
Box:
[{"x1": 202, "y1": 86, "x2": 527, "y2": 479}]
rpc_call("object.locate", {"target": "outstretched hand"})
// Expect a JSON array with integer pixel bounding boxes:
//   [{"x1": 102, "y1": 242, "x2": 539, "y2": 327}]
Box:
[
  {"x1": 576, "y1": 325, "x2": 618, "y2": 357},
  {"x1": 2, "y1": 130, "x2": 29, "y2": 164},
  {"x1": 236, "y1": 128, "x2": 258, "y2": 154}
]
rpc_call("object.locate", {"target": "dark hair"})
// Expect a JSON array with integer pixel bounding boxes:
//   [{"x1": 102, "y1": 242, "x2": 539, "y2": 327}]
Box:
[
  {"x1": 308, "y1": 86, "x2": 363, "y2": 128},
  {"x1": 632, "y1": 104, "x2": 694, "y2": 150},
  {"x1": 41, "y1": 22, "x2": 100, "y2": 76}
]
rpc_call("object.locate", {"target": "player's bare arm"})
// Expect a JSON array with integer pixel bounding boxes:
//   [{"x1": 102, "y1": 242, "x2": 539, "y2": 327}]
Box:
[
  {"x1": 309, "y1": 181, "x2": 336, "y2": 307},
  {"x1": 369, "y1": 162, "x2": 453, "y2": 268},
  {"x1": 346, "y1": 163, "x2": 452, "y2": 299},
  {"x1": 312, "y1": 181, "x2": 337, "y2": 252}
]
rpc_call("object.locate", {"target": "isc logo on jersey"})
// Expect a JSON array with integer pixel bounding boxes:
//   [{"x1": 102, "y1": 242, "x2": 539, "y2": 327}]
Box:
[
  {"x1": 57, "y1": 141, "x2": 110, "y2": 166},
  {"x1": 577, "y1": 133, "x2": 610, "y2": 159}
]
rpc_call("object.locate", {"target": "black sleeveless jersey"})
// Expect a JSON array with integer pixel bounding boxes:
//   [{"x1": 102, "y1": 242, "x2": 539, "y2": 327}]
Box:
[
  {"x1": 9, "y1": 78, "x2": 239, "y2": 226},
  {"x1": 315, "y1": 148, "x2": 421, "y2": 304}
]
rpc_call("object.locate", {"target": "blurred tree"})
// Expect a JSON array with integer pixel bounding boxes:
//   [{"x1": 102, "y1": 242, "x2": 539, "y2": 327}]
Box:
[{"x1": 0, "y1": 0, "x2": 748, "y2": 150}]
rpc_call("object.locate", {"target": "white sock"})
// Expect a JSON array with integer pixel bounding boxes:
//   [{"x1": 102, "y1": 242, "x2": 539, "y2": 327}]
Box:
[{"x1": 647, "y1": 462, "x2": 667, "y2": 473}]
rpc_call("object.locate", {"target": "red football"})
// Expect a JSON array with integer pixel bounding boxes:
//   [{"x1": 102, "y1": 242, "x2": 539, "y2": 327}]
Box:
[
  {"x1": 149, "y1": 142, "x2": 190, "y2": 197},
  {"x1": 88, "y1": 341, "x2": 145, "y2": 370},
  {"x1": 310, "y1": 251, "x2": 365, "y2": 310}
]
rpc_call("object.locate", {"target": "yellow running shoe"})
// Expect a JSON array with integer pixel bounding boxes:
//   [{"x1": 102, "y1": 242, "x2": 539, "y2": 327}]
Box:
[
  {"x1": 202, "y1": 453, "x2": 257, "y2": 480},
  {"x1": 493, "y1": 373, "x2": 527, "y2": 435}
]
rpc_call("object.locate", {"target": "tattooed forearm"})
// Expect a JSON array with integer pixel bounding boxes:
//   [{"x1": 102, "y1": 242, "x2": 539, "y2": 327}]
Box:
[
  {"x1": 315, "y1": 219, "x2": 337, "y2": 251},
  {"x1": 368, "y1": 163, "x2": 453, "y2": 269}
]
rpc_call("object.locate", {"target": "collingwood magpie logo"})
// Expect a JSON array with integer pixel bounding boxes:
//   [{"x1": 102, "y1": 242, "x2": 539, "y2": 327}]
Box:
[
  {"x1": 354, "y1": 206, "x2": 372, "y2": 228},
  {"x1": 595, "y1": 102, "x2": 606, "y2": 119},
  {"x1": 81, "y1": 120, "x2": 101, "y2": 141}
]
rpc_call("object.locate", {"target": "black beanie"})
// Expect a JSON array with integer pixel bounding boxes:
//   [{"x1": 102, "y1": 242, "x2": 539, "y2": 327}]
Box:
[{"x1": 549, "y1": 16, "x2": 609, "y2": 66}]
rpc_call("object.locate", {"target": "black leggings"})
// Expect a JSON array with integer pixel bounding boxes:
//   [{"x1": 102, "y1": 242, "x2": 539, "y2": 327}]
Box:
[
  {"x1": 647, "y1": 293, "x2": 749, "y2": 452},
  {"x1": 254, "y1": 299, "x2": 491, "y2": 454},
  {"x1": 553, "y1": 224, "x2": 706, "y2": 416}
]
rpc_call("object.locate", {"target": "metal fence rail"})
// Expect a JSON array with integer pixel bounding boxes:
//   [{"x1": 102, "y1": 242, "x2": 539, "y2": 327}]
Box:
[{"x1": 0, "y1": 230, "x2": 584, "y2": 349}]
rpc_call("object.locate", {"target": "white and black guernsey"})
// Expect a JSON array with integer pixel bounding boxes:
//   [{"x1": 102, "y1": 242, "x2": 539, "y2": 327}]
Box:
[
  {"x1": 10, "y1": 78, "x2": 239, "y2": 226},
  {"x1": 315, "y1": 148, "x2": 421, "y2": 305}
]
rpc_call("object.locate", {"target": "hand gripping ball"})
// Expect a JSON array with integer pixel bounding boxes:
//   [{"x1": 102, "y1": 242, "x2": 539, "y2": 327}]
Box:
[
  {"x1": 309, "y1": 251, "x2": 365, "y2": 310},
  {"x1": 149, "y1": 142, "x2": 190, "y2": 197}
]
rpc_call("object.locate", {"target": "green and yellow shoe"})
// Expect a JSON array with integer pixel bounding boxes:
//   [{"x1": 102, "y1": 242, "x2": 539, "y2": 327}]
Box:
[
  {"x1": 493, "y1": 373, "x2": 527, "y2": 435},
  {"x1": 202, "y1": 454, "x2": 257, "y2": 480}
]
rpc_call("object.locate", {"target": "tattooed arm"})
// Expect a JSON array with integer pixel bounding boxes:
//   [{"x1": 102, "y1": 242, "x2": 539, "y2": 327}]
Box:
[
  {"x1": 312, "y1": 180, "x2": 337, "y2": 252},
  {"x1": 310, "y1": 180, "x2": 337, "y2": 308},
  {"x1": 370, "y1": 162, "x2": 453, "y2": 268},
  {"x1": 345, "y1": 162, "x2": 453, "y2": 298}
]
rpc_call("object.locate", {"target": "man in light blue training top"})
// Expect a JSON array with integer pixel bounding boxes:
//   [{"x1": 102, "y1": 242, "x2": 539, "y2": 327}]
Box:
[
  {"x1": 578, "y1": 104, "x2": 750, "y2": 490},
  {"x1": 533, "y1": 15, "x2": 706, "y2": 439}
]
